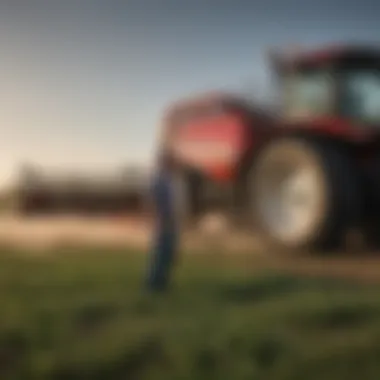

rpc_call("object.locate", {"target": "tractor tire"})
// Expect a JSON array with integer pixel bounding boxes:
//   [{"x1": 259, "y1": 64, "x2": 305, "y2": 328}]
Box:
[
  {"x1": 249, "y1": 136, "x2": 362, "y2": 253},
  {"x1": 362, "y1": 155, "x2": 380, "y2": 249}
]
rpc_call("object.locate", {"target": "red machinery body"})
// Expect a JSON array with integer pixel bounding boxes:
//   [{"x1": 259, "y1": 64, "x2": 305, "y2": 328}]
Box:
[
  {"x1": 168, "y1": 104, "x2": 380, "y2": 183},
  {"x1": 165, "y1": 45, "x2": 380, "y2": 182},
  {"x1": 172, "y1": 109, "x2": 249, "y2": 181},
  {"x1": 161, "y1": 45, "x2": 380, "y2": 252},
  {"x1": 165, "y1": 93, "x2": 258, "y2": 182}
]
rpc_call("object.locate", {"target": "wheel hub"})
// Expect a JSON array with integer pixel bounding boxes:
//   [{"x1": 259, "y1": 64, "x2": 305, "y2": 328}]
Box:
[{"x1": 258, "y1": 166, "x2": 321, "y2": 244}]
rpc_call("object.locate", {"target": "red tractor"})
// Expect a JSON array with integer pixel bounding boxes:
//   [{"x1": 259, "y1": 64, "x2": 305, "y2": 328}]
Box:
[{"x1": 162, "y1": 45, "x2": 380, "y2": 252}]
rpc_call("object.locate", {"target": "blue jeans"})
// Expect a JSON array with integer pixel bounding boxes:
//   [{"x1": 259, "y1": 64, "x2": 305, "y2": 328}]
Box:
[
  {"x1": 146, "y1": 225, "x2": 177, "y2": 291},
  {"x1": 146, "y1": 169, "x2": 178, "y2": 291}
]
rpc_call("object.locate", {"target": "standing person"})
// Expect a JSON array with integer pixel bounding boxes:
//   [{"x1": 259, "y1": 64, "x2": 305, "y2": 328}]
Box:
[{"x1": 145, "y1": 151, "x2": 181, "y2": 292}]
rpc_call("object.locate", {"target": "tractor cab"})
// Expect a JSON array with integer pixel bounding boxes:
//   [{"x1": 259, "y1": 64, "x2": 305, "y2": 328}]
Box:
[{"x1": 272, "y1": 46, "x2": 380, "y2": 140}]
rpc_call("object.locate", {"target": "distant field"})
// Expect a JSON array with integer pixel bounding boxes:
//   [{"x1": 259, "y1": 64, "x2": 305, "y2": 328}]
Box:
[
  {"x1": 0, "y1": 215, "x2": 262, "y2": 252},
  {"x1": 1, "y1": 248, "x2": 380, "y2": 379},
  {"x1": 0, "y1": 215, "x2": 150, "y2": 250}
]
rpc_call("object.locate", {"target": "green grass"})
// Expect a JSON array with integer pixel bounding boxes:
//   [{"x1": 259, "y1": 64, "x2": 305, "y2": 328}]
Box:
[{"x1": 0, "y1": 248, "x2": 380, "y2": 379}]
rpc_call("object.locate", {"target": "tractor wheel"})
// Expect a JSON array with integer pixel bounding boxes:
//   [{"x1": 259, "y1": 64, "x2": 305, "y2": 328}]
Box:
[
  {"x1": 249, "y1": 136, "x2": 362, "y2": 253},
  {"x1": 363, "y1": 155, "x2": 380, "y2": 249}
]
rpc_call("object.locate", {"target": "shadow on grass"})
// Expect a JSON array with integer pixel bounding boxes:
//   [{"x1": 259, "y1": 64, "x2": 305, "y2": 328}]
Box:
[
  {"x1": 295, "y1": 302, "x2": 380, "y2": 330},
  {"x1": 0, "y1": 330, "x2": 30, "y2": 376},
  {"x1": 74, "y1": 302, "x2": 122, "y2": 335},
  {"x1": 218, "y1": 275, "x2": 308, "y2": 304},
  {"x1": 52, "y1": 336, "x2": 166, "y2": 380},
  {"x1": 217, "y1": 274, "x2": 360, "y2": 305}
]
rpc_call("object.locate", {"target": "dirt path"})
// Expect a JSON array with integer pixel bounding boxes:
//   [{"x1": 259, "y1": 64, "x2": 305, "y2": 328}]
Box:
[
  {"x1": 0, "y1": 215, "x2": 150, "y2": 250},
  {"x1": 2, "y1": 215, "x2": 380, "y2": 283},
  {"x1": 0, "y1": 215, "x2": 263, "y2": 251}
]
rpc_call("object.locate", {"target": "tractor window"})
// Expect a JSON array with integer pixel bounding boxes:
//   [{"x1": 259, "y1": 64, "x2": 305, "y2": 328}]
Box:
[
  {"x1": 341, "y1": 68, "x2": 380, "y2": 124},
  {"x1": 284, "y1": 70, "x2": 333, "y2": 120}
]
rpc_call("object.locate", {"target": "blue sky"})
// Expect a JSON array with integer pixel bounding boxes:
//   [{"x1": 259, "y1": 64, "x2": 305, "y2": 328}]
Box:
[{"x1": 0, "y1": 0, "x2": 379, "y2": 186}]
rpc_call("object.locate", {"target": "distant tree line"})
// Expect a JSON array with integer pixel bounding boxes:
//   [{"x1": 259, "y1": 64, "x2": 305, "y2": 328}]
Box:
[{"x1": 14, "y1": 164, "x2": 152, "y2": 216}]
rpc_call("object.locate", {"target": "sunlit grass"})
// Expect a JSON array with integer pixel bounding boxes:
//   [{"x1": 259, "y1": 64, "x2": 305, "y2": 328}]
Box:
[{"x1": 0, "y1": 248, "x2": 379, "y2": 379}]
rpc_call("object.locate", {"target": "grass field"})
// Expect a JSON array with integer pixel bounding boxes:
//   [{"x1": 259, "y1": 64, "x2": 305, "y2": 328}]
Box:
[{"x1": 1, "y1": 248, "x2": 380, "y2": 379}]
